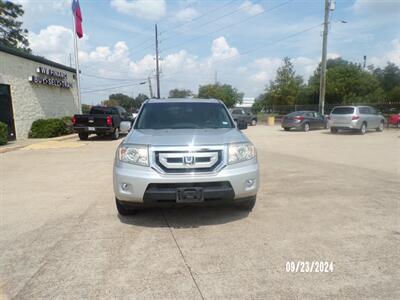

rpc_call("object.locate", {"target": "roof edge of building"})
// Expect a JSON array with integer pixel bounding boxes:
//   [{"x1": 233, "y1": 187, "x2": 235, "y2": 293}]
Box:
[{"x1": 0, "y1": 44, "x2": 76, "y2": 73}]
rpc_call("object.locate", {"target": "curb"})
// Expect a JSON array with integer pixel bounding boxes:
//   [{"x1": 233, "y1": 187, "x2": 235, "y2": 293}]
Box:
[{"x1": 0, "y1": 134, "x2": 78, "y2": 154}]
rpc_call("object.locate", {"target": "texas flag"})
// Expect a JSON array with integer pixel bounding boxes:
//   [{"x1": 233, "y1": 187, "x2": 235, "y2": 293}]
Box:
[{"x1": 71, "y1": 0, "x2": 83, "y2": 38}]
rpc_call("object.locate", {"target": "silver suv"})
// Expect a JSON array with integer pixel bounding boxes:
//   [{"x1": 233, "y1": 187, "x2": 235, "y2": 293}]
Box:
[
  {"x1": 113, "y1": 98, "x2": 259, "y2": 215},
  {"x1": 329, "y1": 106, "x2": 385, "y2": 134}
]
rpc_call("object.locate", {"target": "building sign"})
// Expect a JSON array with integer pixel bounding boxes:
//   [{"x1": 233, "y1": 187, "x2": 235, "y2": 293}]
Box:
[{"x1": 29, "y1": 66, "x2": 73, "y2": 88}]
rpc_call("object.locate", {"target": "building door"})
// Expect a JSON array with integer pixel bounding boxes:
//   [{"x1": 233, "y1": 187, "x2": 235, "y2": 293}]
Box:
[{"x1": 0, "y1": 84, "x2": 16, "y2": 141}]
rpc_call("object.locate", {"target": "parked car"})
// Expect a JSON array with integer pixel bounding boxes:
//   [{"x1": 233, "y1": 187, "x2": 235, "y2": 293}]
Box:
[
  {"x1": 113, "y1": 98, "x2": 259, "y2": 215},
  {"x1": 230, "y1": 108, "x2": 258, "y2": 126},
  {"x1": 281, "y1": 111, "x2": 327, "y2": 132},
  {"x1": 329, "y1": 106, "x2": 385, "y2": 135},
  {"x1": 73, "y1": 106, "x2": 133, "y2": 140},
  {"x1": 388, "y1": 113, "x2": 400, "y2": 128}
]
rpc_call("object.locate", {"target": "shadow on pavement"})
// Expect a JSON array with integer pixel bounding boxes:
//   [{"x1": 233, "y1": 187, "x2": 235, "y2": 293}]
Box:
[
  {"x1": 320, "y1": 130, "x2": 381, "y2": 135},
  {"x1": 118, "y1": 206, "x2": 250, "y2": 228},
  {"x1": 74, "y1": 134, "x2": 127, "y2": 142}
]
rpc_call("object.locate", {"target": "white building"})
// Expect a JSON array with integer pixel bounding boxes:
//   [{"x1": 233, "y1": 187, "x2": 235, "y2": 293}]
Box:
[
  {"x1": 0, "y1": 45, "x2": 79, "y2": 140},
  {"x1": 236, "y1": 97, "x2": 255, "y2": 108}
]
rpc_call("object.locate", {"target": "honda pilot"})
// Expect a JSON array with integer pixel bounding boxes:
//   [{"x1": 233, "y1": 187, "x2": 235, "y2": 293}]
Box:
[{"x1": 113, "y1": 98, "x2": 259, "y2": 215}]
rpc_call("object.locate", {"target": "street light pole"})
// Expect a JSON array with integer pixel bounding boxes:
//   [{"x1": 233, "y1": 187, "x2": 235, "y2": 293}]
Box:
[
  {"x1": 155, "y1": 24, "x2": 161, "y2": 99},
  {"x1": 319, "y1": 0, "x2": 330, "y2": 115}
]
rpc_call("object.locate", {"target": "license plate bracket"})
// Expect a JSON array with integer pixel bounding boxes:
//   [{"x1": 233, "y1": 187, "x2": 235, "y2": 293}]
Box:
[{"x1": 176, "y1": 188, "x2": 204, "y2": 203}]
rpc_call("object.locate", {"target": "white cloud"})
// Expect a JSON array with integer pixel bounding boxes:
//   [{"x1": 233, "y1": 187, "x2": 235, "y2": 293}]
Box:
[
  {"x1": 210, "y1": 36, "x2": 239, "y2": 60},
  {"x1": 28, "y1": 25, "x2": 74, "y2": 64},
  {"x1": 240, "y1": 0, "x2": 264, "y2": 16},
  {"x1": 353, "y1": 0, "x2": 400, "y2": 15},
  {"x1": 250, "y1": 57, "x2": 282, "y2": 83},
  {"x1": 370, "y1": 39, "x2": 400, "y2": 66},
  {"x1": 13, "y1": 0, "x2": 70, "y2": 12},
  {"x1": 175, "y1": 7, "x2": 199, "y2": 22},
  {"x1": 110, "y1": 0, "x2": 166, "y2": 20}
]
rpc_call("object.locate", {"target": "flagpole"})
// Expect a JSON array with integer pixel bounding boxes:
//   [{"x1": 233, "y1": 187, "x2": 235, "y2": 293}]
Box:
[{"x1": 72, "y1": 14, "x2": 82, "y2": 114}]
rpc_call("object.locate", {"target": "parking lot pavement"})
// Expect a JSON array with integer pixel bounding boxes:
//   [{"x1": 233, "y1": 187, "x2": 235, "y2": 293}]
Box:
[{"x1": 0, "y1": 127, "x2": 399, "y2": 299}]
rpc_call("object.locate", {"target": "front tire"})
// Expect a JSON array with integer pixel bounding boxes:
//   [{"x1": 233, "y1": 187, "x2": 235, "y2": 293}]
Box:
[
  {"x1": 251, "y1": 119, "x2": 257, "y2": 126},
  {"x1": 237, "y1": 196, "x2": 256, "y2": 211},
  {"x1": 116, "y1": 198, "x2": 136, "y2": 216},
  {"x1": 376, "y1": 121, "x2": 384, "y2": 132},
  {"x1": 111, "y1": 128, "x2": 120, "y2": 140},
  {"x1": 284, "y1": 127, "x2": 290, "y2": 131},
  {"x1": 78, "y1": 132, "x2": 89, "y2": 140},
  {"x1": 303, "y1": 122, "x2": 310, "y2": 132}
]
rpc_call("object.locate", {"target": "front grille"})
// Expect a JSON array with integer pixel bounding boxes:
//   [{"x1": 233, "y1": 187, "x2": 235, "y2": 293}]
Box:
[
  {"x1": 144, "y1": 182, "x2": 235, "y2": 202},
  {"x1": 154, "y1": 150, "x2": 223, "y2": 173}
]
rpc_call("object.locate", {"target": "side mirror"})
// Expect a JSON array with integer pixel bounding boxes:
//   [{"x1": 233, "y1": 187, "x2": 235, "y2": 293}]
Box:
[
  {"x1": 120, "y1": 121, "x2": 132, "y2": 133},
  {"x1": 237, "y1": 121, "x2": 247, "y2": 130}
]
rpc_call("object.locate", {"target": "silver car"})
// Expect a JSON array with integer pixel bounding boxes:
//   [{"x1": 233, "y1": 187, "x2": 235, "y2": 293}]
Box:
[
  {"x1": 113, "y1": 98, "x2": 259, "y2": 215},
  {"x1": 329, "y1": 106, "x2": 385, "y2": 134}
]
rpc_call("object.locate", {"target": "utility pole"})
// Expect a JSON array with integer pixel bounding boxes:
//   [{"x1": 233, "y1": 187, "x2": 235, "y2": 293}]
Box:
[
  {"x1": 148, "y1": 76, "x2": 154, "y2": 98},
  {"x1": 319, "y1": 0, "x2": 330, "y2": 115},
  {"x1": 155, "y1": 24, "x2": 161, "y2": 99},
  {"x1": 214, "y1": 70, "x2": 218, "y2": 84}
]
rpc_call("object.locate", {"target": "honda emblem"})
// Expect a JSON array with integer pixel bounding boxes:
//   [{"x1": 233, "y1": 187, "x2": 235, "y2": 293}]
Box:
[{"x1": 183, "y1": 155, "x2": 195, "y2": 165}]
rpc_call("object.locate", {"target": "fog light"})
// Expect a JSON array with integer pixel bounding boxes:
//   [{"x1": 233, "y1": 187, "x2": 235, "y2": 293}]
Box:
[
  {"x1": 246, "y1": 179, "x2": 255, "y2": 188},
  {"x1": 121, "y1": 183, "x2": 130, "y2": 191}
]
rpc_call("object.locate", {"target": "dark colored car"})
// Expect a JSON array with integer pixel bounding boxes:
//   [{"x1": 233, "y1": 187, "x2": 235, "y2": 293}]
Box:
[
  {"x1": 230, "y1": 108, "x2": 257, "y2": 126},
  {"x1": 282, "y1": 111, "x2": 327, "y2": 132},
  {"x1": 72, "y1": 106, "x2": 133, "y2": 140}
]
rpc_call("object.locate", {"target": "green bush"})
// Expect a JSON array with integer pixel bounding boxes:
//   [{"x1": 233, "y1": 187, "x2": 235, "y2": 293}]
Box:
[
  {"x1": 0, "y1": 122, "x2": 8, "y2": 145},
  {"x1": 61, "y1": 116, "x2": 74, "y2": 134},
  {"x1": 29, "y1": 118, "x2": 68, "y2": 138}
]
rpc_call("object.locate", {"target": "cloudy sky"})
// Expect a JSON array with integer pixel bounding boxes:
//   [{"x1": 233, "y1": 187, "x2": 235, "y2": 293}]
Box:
[{"x1": 12, "y1": 0, "x2": 400, "y2": 104}]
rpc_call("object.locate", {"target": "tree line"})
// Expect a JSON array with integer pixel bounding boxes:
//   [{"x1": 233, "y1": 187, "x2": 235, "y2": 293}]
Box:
[{"x1": 253, "y1": 57, "x2": 400, "y2": 113}]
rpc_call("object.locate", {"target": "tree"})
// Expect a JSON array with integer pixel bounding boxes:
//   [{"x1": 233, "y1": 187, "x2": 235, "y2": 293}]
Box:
[
  {"x1": 81, "y1": 104, "x2": 91, "y2": 114},
  {"x1": 373, "y1": 63, "x2": 400, "y2": 92},
  {"x1": 101, "y1": 93, "x2": 148, "y2": 112},
  {"x1": 307, "y1": 58, "x2": 384, "y2": 104},
  {"x1": 267, "y1": 57, "x2": 304, "y2": 106},
  {"x1": 133, "y1": 93, "x2": 148, "y2": 111},
  {"x1": 0, "y1": 0, "x2": 30, "y2": 52},
  {"x1": 197, "y1": 83, "x2": 243, "y2": 108},
  {"x1": 168, "y1": 89, "x2": 193, "y2": 98}
]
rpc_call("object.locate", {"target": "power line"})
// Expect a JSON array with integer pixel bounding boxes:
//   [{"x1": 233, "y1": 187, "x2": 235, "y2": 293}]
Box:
[
  {"x1": 81, "y1": 81, "x2": 147, "y2": 94},
  {"x1": 160, "y1": 0, "x2": 238, "y2": 40},
  {"x1": 81, "y1": 72, "x2": 147, "y2": 82},
  {"x1": 160, "y1": 22, "x2": 323, "y2": 81},
  {"x1": 161, "y1": 1, "x2": 292, "y2": 53}
]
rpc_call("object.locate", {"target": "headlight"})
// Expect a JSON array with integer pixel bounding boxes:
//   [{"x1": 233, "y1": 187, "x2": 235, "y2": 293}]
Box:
[
  {"x1": 118, "y1": 144, "x2": 149, "y2": 166},
  {"x1": 228, "y1": 143, "x2": 256, "y2": 164}
]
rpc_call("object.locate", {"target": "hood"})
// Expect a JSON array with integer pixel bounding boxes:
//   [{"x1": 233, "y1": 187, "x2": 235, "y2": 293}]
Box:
[{"x1": 124, "y1": 128, "x2": 249, "y2": 146}]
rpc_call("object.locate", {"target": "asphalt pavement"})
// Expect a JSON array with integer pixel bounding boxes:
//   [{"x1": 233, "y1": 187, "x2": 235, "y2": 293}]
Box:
[{"x1": 0, "y1": 126, "x2": 399, "y2": 299}]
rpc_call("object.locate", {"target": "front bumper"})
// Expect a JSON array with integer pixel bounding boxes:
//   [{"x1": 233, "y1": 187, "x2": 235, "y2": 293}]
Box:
[
  {"x1": 73, "y1": 126, "x2": 114, "y2": 134},
  {"x1": 113, "y1": 158, "x2": 259, "y2": 203}
]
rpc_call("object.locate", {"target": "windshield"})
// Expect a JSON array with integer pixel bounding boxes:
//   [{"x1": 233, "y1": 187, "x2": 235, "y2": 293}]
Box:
[
  {"x1": 135, "y1": 102, "x2": 234, "y2": 129},
  {"x1": 331, "y1": 107, "x2": 355, "y2": 114}
]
